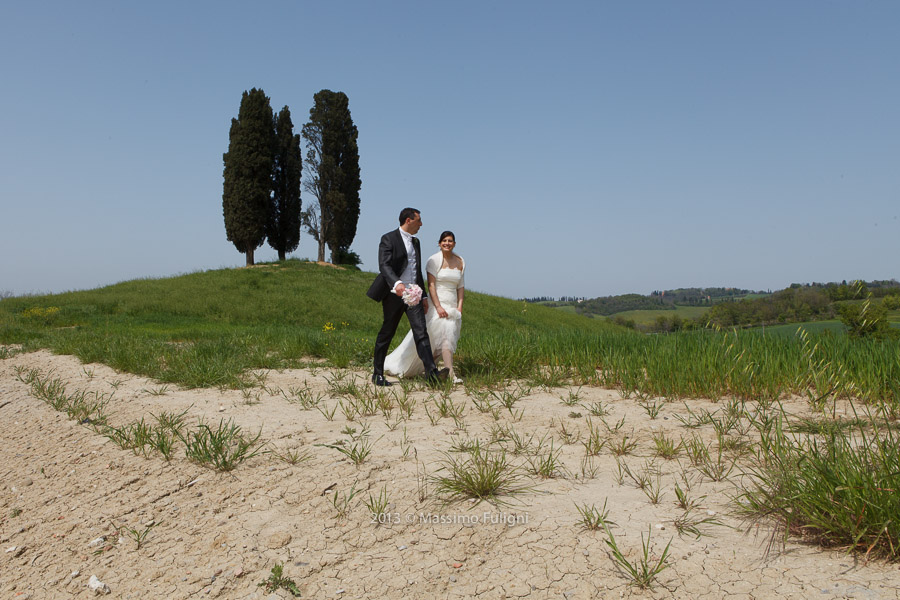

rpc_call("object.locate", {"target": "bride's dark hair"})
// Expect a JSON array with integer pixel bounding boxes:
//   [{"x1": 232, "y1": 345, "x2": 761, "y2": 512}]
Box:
[{"x1": 438, "y1": 231, "x2": 455, "y2": 243}]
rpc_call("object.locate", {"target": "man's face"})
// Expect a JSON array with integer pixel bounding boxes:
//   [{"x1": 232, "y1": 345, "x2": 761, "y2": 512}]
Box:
[{"x1": 406, "y1": 212, "x2": 422, "y2": 234}]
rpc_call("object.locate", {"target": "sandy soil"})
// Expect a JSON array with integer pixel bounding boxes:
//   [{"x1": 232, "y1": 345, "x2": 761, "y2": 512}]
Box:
[{"x1": 1, "y1": 350, "x2": 898, "y2": 599}]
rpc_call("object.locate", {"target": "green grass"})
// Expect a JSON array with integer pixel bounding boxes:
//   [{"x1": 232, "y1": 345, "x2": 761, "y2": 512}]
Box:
[
  {"x1": 602, "y1": 523, "x2": 672, "y2": 589},
  {"x1": 179, "y1": 418, "x2": 264, "y2": 471},
  {"x1": 739, "y1": 405, "x2": 900, "y2": 560},
  {"x1": 2, "y1": 260, "x2": 899, "y2": 405},
  {"x1": 549, "y1": 304, "x2": 580, "y2": 314},
  {"x1": 432, "y1": 447, "x2": 532, "y2": 506},
  {"x1": 753, "y1": 320, "x2": 848, "y2": 336},
  {"x1": 0, "y1": 260, "x2": 618, "y2": 388},
  {"x1": 604, "y1": 305, "x2": 709, "y2": 325}
]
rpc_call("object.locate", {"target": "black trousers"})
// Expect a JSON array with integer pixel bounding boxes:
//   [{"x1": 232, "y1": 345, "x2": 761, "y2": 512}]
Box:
[{"x1": 373, "y1": 293, "x2": 437, "y2": 376}]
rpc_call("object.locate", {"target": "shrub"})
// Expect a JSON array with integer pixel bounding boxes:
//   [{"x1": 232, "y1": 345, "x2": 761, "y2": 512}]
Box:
[{"x1": 838, "y1": 300, "x2": 898, "y2": 340}]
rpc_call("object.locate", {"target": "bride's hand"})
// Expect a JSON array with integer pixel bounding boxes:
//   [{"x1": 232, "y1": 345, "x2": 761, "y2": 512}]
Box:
[{"x1": 436, "y1": 306, "x2": 448, "y2": 318}]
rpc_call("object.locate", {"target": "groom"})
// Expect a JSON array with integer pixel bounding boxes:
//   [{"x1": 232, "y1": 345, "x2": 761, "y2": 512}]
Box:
[{"x1": 367, "y1": 207, "x2": 449, "y2": 386}]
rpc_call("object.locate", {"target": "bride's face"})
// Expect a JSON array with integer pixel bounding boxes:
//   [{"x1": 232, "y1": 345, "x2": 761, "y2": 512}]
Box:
[{"x1": 439, "y1": 236, "x2": 455, "y2": 252}]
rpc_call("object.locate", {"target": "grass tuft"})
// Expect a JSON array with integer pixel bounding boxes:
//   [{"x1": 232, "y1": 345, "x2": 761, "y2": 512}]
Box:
[
  {"x1": 432, "y1": 447, "x2": 532, "y2": 506},
  {"x1": 602, "y1": 523, "x2": 672, "y2": 589},
  {"x1": 738, "y1": 405, "x2": 900, "y2": 560},
  {"x1": 179, "y1": 418, "x2": 264, "y2": 471}
]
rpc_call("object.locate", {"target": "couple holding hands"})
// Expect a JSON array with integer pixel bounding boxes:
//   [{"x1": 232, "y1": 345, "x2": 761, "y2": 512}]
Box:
[{"x1": 366, "y1": 207, "x2": 465, "y2": 386}]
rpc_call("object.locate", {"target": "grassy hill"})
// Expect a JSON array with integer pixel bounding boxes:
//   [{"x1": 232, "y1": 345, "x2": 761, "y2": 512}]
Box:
[
  {"x1": 2, "y1": 261, "x2": 898, "y2": 404},
  {"x1": 0, "y1": 260, "x2": 624, "y2": 387}
]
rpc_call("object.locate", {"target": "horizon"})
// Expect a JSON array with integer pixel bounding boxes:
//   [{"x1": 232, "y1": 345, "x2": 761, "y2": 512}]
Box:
[
  {"x1": 3, "y1": 259, "x2": 896, "y2": 303},
  {"x1": 2, "y1": 2, "x2": 898, "y2": 299}
]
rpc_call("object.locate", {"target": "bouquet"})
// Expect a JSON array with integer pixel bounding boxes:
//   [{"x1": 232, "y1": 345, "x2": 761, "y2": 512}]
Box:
[{"x1": 401, "y1": 284, "x2": 423, "y2": 307}]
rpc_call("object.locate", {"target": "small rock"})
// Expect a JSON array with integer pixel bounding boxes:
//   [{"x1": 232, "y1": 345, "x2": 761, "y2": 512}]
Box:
[
  {"x1": 582, "y1": 549, "x2": 589, "y2": 556},
  {"x1": 71, "y1": 570, "x2": 80, "y2": 578},
  {"x1": 398, "y1": 545, "x2": 407, "y2": 550},
  {"x1": 655, "y1": 524, "x2": 666, "y2": 530},
  {"x1": 88, "y1": 537, "x2": 106, "y2": 547},
  {"x1": 88, "y1": 575, "x2": 110, "y2": 595},
  {"x1": 218, "y1": 406, "x2": 225, "y2": 412},
  {"x1": 265, "y1": 531, "x2": 291, "y2": 549},
  {"x1": 233, "y1": 567, "x2": 244, "y2": 578},
  {"x1": 450, "y1": 575, "x2": 457, "y2": 583},
  {"x1": 22, "y1": 478, "x2": 33, "y2": 486},
  {"x1": 706, "y1": 510, "x2": 716, "y2": 516},
  {"x1": 452, "y1": 563, "x2": 463, "y2": 569}
]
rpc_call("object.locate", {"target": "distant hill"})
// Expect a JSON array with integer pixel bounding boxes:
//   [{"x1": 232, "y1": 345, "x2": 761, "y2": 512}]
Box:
[
  {"x1": 526, "y1": 286, "x2": 766, "y2": 316},
  {"x1": 530, "y1": 279, "x2": 900, "y2": 334}
]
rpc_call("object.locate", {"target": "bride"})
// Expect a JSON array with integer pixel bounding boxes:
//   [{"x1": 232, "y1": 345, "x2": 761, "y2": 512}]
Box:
[{"x1": 384, "y1": 230, "x2": 465, "y2": 383}]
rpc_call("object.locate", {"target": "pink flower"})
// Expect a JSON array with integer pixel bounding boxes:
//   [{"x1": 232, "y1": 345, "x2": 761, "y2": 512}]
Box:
[{"x1": 402, "y1": 284, "x2": 423, "y2": 307}]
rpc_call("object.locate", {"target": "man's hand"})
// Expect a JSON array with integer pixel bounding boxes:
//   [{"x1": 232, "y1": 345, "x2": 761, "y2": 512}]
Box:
[
  {"x1": 422, "y1": 298, "x2": 429, "y2": 313},
  {"x1": 394, "y1": 283, "x2": 406, "y2": 297}
]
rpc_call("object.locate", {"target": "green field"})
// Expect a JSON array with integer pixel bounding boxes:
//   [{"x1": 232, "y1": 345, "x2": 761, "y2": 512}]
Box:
[
  {"x1": 604, "y1": 305, "x2": 709, "y2": 325},
  {"x1": 753, "y1": 320, "x2": 848, "y2": 336}
]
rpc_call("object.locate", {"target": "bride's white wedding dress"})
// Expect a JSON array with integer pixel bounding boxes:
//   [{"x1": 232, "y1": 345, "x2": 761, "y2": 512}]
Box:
[{"x1": 384, "y1": 253, "x2": 465, "y2": 378}]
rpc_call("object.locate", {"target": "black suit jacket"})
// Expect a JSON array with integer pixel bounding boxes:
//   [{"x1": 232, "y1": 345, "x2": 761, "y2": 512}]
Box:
[{"x1": 366, "y1": 229, "x2": 428, "y2": 302}]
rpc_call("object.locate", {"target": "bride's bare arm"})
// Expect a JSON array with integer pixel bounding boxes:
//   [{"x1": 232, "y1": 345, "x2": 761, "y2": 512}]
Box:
[
  {"x1": 457, "y1": 287, "x2": 464, "y2": 313},
  {"x1": 428, "y1": 274, "x2": 448, "y2": 318}
]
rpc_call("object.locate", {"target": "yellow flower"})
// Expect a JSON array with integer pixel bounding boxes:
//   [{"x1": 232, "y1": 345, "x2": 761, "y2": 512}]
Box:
[{"x1": 23, "y1": 306, "x2": 60, "y2": 320}]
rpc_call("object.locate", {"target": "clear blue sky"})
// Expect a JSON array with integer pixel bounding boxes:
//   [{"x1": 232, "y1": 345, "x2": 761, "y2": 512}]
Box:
[{"x1": 2, "y1": 1, "x2": 897, "y2": 299}]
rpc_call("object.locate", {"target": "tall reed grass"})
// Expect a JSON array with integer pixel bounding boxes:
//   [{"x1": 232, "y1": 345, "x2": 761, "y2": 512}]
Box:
[{"x1": 739, "y1": 404, "x2": 900, "y2": 560}]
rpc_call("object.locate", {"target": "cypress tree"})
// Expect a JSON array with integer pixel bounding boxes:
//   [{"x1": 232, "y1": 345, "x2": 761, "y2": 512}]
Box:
[
  {"x1": 223, "y1": 88, "x2": 275, "y2": 266},
  {"x1": 267, "y1": 106, "x2": 302, "y2": 261},
  {"x1": 301, "y1": 90, "x2": 361, "y2": 263}
]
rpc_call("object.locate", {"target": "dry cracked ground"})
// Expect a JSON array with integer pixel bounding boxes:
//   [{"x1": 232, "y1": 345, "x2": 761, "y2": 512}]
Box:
[{"x1": 1, "y1": 350, "x2": 899, "y2": 599}]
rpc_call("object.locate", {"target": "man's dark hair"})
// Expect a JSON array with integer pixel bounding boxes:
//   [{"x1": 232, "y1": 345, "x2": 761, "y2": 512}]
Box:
[{"x1": 399, "y1": 207, "x2": 420, "y2": 225}]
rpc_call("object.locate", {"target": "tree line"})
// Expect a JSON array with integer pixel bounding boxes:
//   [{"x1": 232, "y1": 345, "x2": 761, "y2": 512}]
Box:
[
  {"x1": 529, "y1": 287, "x2": 768, "y2": 317},
  {"x1": 616, "y1": 280, "x2": 899, "y2": 339},
  {"x1": 521, "y1": 296, "x2": 586, "y2": 303},
  {"x1": 222, "y1": 88, "x2": 360, "y2": 266}
]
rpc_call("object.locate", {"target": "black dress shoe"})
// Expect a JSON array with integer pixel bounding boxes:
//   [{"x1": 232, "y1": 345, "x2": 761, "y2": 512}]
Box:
[
  {"x1": 425, "y1": 367, "x2": 450, "y2": 385},
  {"x1": 371, "y1": 374, "x2": 393, "y2": 387}
]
